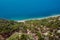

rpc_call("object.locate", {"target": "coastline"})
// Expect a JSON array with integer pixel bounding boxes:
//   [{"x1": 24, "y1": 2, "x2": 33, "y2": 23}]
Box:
[{"x1": 15, "y1": 14, "x2": 60, "y2": 22}]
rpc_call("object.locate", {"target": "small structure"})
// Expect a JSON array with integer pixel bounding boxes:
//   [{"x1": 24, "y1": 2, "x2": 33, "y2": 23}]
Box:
[{"x1": 57, "y1": 30, "x2": 60, "y2": 33}]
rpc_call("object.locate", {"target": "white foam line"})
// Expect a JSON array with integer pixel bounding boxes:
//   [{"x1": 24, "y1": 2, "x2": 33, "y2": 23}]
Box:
[{"x1": 16, "y1": 14, "x2": 60, "y2": 22}]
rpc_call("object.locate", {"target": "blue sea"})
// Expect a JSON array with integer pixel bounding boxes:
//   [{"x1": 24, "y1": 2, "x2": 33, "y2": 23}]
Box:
[{"x1": 0, "y1": 0, "x2": 60, "y2": 20}]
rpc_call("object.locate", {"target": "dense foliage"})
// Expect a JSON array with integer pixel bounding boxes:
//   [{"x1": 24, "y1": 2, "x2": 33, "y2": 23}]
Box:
[{"x1": 0, "y1": 16, "x2": 60, "y2": 40}]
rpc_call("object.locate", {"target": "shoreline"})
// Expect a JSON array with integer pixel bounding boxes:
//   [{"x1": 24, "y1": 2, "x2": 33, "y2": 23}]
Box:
[{"x1": 15, "y1": 14, "x2": 60, "y2": 22}]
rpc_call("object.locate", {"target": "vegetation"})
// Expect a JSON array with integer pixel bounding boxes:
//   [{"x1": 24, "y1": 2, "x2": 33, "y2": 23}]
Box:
[
  {"x1": 0, "y1": 16, "x2": 60, "y2": 40},
  {"x1": 6, "y1": 32, "x2": 19, "y2": 40}
]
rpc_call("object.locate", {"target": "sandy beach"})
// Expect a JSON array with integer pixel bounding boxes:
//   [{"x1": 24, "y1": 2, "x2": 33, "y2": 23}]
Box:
[{"x1": 16, "y1": 14, "x2": 60, "y2": 22}]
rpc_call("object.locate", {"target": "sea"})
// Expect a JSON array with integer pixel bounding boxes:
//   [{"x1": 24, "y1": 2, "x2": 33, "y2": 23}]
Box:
[{"x1": 0, "y1": 0, "x2": 60, "y2": 20}]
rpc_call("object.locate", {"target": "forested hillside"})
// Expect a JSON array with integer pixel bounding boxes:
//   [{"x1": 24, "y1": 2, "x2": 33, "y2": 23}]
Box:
[{"x1": 0, "y1": 16, "x2": 60, "y2": 40}]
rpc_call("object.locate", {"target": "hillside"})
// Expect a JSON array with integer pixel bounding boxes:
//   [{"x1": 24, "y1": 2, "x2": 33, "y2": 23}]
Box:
[{"x1": 0, "y1": 16, "x2": 60, "y2": 40}]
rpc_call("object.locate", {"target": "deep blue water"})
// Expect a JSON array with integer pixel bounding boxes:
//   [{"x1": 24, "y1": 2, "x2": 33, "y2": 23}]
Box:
[{"x1": 0, "y1": 0, "x2": 60, "y2": 20}]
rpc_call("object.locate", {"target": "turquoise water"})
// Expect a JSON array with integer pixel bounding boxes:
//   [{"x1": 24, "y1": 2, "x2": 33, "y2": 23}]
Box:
[{"x1": 0, "y1": 0, "x2": 60, "y2": 20}]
